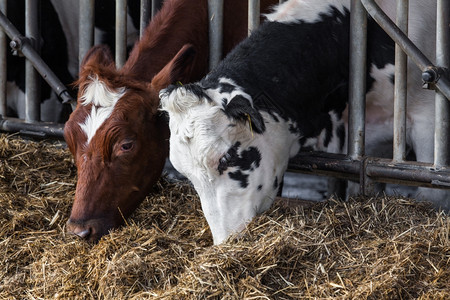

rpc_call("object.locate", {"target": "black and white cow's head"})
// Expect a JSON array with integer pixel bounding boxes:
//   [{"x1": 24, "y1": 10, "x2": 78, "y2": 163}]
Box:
[{"x1": 160, "y1": 79, "x2": 301, "y2": 244}]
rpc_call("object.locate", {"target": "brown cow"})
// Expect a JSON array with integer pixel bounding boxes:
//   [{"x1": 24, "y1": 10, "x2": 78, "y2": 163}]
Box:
[{"x1": 64, "y1": 0, "x2": 277, "y2": 241}]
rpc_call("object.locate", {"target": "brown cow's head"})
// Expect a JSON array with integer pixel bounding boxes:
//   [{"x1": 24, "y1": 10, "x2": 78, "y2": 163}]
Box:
[{"x1": 64, "y1": 44, "x2": 196, "y2": 242}]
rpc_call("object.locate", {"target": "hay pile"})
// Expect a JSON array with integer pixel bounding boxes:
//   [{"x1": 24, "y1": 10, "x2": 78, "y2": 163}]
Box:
[{"x1": 0, "y1": 133, "x2": 448, "y2": 299}]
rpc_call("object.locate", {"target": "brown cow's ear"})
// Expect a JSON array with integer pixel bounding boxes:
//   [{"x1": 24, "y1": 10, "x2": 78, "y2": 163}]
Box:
[
  {"x1": 80, "y1": 44, "x2": 115, "y2": 72},
  {"x1": 150, "y1": 44, "x2": 196, "y2": 91},
  {"x1": 75, "y1": 45, "x2": 116, "y2": 91}
]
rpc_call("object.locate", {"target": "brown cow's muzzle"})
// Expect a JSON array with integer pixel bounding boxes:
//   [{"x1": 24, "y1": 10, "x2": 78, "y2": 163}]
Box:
[{"x1": 66, "y1": 218, "x2": 115, "y2": 242}]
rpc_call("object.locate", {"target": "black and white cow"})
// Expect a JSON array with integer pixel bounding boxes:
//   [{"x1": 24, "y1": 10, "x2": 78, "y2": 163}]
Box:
[{"x1": 160, "y1": 0, "x2": 445, "y2": 244}]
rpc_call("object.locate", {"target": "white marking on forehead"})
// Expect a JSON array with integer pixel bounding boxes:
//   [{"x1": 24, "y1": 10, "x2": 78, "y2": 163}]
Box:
[
  {"x1": 80, "y1": 106, "x2": 115, "y2": 144},
  {"x1": 265, "y1": 0, "x2": 349, "y2": 24},
  {"x1": 80, "y1": 75, "x2": 126, "y2": 107},
  {"x1": 78, "y1": 76, "x2": 126, "y2": 144}
]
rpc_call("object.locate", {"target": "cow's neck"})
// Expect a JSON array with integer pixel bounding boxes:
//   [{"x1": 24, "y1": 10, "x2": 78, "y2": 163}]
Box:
[
  {"x1": 207, "y1": 19, "x2": 351, "y2": 121},
  {"x1": 121, "y1": 0, "x2": 208, "y2": 83}
]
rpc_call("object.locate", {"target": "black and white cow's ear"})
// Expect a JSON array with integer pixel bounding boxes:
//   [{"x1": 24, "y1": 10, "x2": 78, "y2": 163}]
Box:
[{"x1": 224, "y1": 95, "x2": 266, "y2": 134}]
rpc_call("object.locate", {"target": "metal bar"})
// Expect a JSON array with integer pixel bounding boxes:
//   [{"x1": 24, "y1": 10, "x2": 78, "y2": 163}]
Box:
[
  {"x1": 361, "y1": 0, "x2": 430, "y2": 70},
  {"x1": 289, "y1": 152, "x2": 360, "y2": 181},
  {"x1": 365, "y1": 159, "x2": 450, "y2": 188},
  {"x1": 434, "y1": 0, "x2": 450, "y2": 167},
  {"x1": 287, "y1": 152, "x2": 450, "y2": 190},
  {"x1": 0, "y1": 0, "x2": 6, "y2": 117},
  {"x1": 208, "y1": 0, "x2": 223, "y2": 70},
  {"x1": 116, "y1": 0, "x2": 127, "y2": 69},
  {"x1": 348, "y1": 0, "x2": 367, "y2": 160},
  {"x1": 361, "y1": 0, "x2": 450, "y2": 100},
  {"x1": 393, "y1": 0, "x2": 408, "y2": 162},
  {"x1": 79, "y1": 0, "x2": 95, "y2": 70},
  {"x1": 248, "y1": 0, "x2": 260, "y2": 36},
  {"x1": 0, "y1": 116, "x2": 64, "y2": 138},
  {"x1": 25, "y1": 0, "x2": 40, "y2": 122},
  {"x1": 140, "y1": 0, "x2": 151, "y2": 38},
  {"x1": 151, "y1": 0, "x2": 163, "y2": 18},
  {"x1": 0, "y1": 12, "x2": 74, "y2": 104}
]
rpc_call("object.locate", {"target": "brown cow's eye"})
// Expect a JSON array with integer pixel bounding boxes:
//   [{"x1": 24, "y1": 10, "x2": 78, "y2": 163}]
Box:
[{"x1": 120, "y1": 141, "x2": 134, "y2": 152}]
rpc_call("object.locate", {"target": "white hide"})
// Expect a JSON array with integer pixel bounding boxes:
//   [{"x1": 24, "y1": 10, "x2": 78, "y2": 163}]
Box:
[
  {"x1": 161, "y1": 85, "x2": 300, "y2": 244},
  {"x1": 265, "y1": 0, "x2": 349, "y2": 24}
]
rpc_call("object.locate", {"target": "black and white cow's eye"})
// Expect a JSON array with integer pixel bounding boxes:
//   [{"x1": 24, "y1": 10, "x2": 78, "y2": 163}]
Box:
[
  {"x1": 220, "y1": 152, "x2": 232, "y2": 164},
  {"x1": 218, "y1": 152, "x2": 232, "y2": 174}
]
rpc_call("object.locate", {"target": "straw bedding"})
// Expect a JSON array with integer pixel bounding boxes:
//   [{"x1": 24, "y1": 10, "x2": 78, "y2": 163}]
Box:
[{"x1": 0, "y1": 133, "x2": 448, "y2": 299}]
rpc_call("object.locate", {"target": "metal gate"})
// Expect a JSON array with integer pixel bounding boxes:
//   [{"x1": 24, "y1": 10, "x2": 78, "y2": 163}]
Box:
[
  {"x1": 0, "y1": 0, "x2": 448, "y2": 200},
  {"x1": 0, "y1": 0, "x2": 163, "y2": 137},
  {"x1": 285, "y1": 0, "x2": 450, "y2": 197}
]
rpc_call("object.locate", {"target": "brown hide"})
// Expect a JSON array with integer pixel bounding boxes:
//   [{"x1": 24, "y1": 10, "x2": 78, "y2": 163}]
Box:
[{"x1": 64, "y1": 0, "x2": 278, "y2": 241}]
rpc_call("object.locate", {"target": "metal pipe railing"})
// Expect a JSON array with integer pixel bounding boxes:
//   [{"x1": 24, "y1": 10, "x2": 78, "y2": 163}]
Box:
[
  {"x1": 151, "y1": 0, "x2": 163, "y2": 18},
  {"x1": 79, "y1": 0, "x2": 95, "y2": 71},
  {"x1": 288, "y1": 152, "x2": 450, "y2": 190},
  {"x1": 0, "y1": 116, "x2": 64, "y2": 138},
  {"x1": 361, "y1": 0, "x2": 450, "y2": 101},
  {"x1": 347, "y1": 0, "x2": 367, "y2": 161},
  {"x1": 25, "y1": 0, "x2": 40, "y2": 122},
  {"x1": 286, "y1": 0, "x2": 450, "y2": 196},
  {"x1": 434, "y1": 0, "x2": 450, "y2": 168},
  {"x1": 393, "y1": 0, "x2": 408, "y2": 162},
  {"x1": 140, "y1": 0, "x2": 151, "y2": 38},
  {"x1": 116, "y1": 0, "x2": 127, "y2": 69},
  {"x1": 0, "y1": 0, "x2": 6, "y2": 117},
  {"x1": 248, "y1": 0, "x2": 260, "y2": 36},
  {"x1": 0, "y1": 11, "x2": 74, "y2": 105},
  {"x1": 208, "y1": 0, "x2": 223, "y2": 70}
]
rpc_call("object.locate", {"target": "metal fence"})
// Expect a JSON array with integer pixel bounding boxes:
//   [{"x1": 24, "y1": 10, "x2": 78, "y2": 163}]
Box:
[
  {"x1": 289, "y1": 0, "x2": 449, "y2": 196},
  {"x1": 0, "y1": 0, "x2": 448, "y2": 197},
  {"x1": 0, "y1": 0, "x2": 162, "y2": 137},
  {"x1": 209, "y1": 0, "x2": 450, "y2": 197}
]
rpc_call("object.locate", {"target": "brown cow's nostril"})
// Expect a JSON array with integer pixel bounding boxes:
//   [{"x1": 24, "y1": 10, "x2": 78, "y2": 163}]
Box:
[
  {"x1": 66, "y1": 218, "x2": 113, "y2": 242},
  {"x1": 67, "y1": 220, "x2": 92, "y2": 240},
  {"x1": 74, "y1": 228, "x2": 91, "y2": 239}
]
